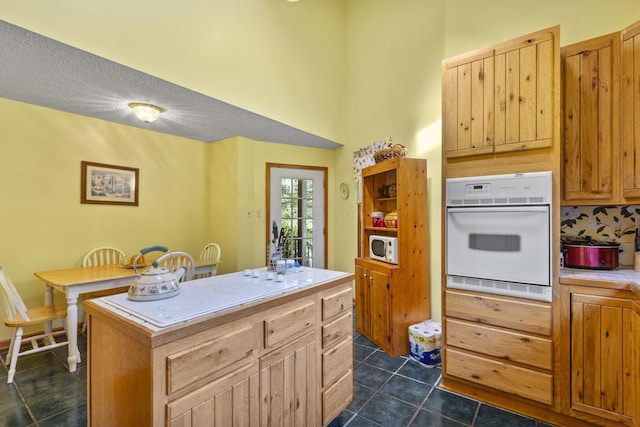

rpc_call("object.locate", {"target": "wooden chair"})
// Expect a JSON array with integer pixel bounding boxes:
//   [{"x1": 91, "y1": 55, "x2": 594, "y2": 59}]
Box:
[
  {"x1": 199, "y1": 243, "x2": 221, "y2": 277},
  {"x1": 80, "y1": 246, "x2": 127, "y2": 332},
  {"x1": 157, "y1": 251, "x2": 195, "y2": 282},
  {"x1": 82, "y1": 246, "x2": 126, "y2": 267},
  {"x1": 0, "y1": 265, "x2": 70, "y2": 383}
]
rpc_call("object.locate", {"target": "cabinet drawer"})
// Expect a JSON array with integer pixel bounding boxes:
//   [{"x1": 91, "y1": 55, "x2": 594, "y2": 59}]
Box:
[
  {"x1": 446, "y1": 318, "x2": 552, "y2": 370},
  {"x1": 322, "y1": 286, "x2": 352, "y2": 321},
  {"x1": 322, "y1": 369, "x2": 353, "y2": 426},
  {"x1": 322, "y1": 312, "x2": 351, "y2": 349},
  {"x1": 264, "y1": 300, "x2": 315, "y2": 349},
  {"x1": 445, "y1": 348, "x2": 552, "y2": 405},
  {"x1": 445, "y1": 290, "x2": 551, "y2": 335},
  {"x1": 322, "y1": 337, "x2": 353, "y2": 387},
  {"x1": 167, "y1": 324, "x2": 257, "y2": 395}
]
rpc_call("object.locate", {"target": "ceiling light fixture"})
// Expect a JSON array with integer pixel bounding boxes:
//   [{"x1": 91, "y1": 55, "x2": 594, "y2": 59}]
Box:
[{"x1": 128, "y1": 102, "x2": 164, "y2": 123}]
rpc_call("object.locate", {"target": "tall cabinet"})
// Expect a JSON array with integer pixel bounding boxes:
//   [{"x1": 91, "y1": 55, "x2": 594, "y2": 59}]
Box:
[{"x1": 355, "y1": 157, "x2": 430, "y2": 357}]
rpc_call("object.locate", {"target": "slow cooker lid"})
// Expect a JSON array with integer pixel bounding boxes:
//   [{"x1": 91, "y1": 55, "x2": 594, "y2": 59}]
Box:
[{"x1": 561, "y1": 235, "x2": 620, "y2": 247}]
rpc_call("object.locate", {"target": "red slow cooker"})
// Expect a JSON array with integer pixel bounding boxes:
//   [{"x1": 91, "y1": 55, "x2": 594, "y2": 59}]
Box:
[{"x1": 561, "y1": 236, "x2": 620, "y2": 270}]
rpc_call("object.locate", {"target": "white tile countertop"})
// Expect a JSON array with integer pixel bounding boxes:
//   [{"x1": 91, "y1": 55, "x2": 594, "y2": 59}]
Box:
[
  {"x1": 94, "y1": 267, "x2": 352, "y2": 330},
  {"x1": 559, "y1": 267, "x2": 640, "y2": 296}
]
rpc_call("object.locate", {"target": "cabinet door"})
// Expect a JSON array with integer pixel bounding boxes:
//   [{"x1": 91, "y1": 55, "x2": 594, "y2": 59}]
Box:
[
  {"x1": 167, "y1": 361, "x2": 260, "y2": 427},
  {"x1": 443, "y1": 49, "x2": 496, "y2": 158},
  {"x1": 493, "y1": 31, "x2": 554, "y2": 153},
  {"x1": 622, "y1": 21, "x2": 640, "y2": 200},
  {"x1": 571, "y1": 293, "x2": 640, "y2": 422},
  {"x1": 369, "y1": 268, "x2": 390, "y2": 352},
  {"x1": 260, "y1": 334, "x2": 319, "y2": 427},
  {"x1": 354, "y1": 264, "x2": 370, "y2": 336},
  {"x1": 562, "y1": 33, "x2": 619, "y2": 204}
]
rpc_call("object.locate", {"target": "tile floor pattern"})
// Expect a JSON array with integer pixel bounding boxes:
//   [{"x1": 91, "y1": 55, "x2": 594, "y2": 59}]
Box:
[{"x1": 0, "y1": 326, "x2": 559, "y2": 427}]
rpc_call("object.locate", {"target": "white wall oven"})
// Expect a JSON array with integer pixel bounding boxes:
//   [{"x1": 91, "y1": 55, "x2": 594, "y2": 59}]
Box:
[{"x1": 445, "y1": 171, "x2": 553, "y2": 302}]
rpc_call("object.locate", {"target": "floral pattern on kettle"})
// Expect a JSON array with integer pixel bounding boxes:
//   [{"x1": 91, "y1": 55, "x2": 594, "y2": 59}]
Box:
[{"x1": 561, "y1": 205, "x2": 640, "y2": 268}]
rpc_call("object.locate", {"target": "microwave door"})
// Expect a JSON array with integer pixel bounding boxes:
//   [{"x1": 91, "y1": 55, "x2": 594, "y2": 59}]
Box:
[{"x1": 446, "y1": 206, "x2": 550, "y2": 286}]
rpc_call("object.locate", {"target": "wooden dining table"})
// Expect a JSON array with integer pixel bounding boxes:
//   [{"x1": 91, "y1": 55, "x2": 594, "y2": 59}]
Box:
[{"x1": 34, "y1": 259, "x2": 217, "y2": 372}]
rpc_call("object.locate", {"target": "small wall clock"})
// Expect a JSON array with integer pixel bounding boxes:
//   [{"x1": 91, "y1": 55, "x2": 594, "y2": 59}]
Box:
[{"x1": 340, "y1": 182, "x2": 349, "y2": 200}]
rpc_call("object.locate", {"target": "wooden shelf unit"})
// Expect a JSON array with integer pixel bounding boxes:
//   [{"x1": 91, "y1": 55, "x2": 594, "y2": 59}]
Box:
[{"x1": 355, "y1": 157, "x2": 430, "y2": 357}]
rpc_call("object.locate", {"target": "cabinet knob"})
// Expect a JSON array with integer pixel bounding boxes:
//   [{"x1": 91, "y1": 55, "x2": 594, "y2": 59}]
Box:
[{"x1": 363, "y1": 273, "x2": 367, "y2": 278}]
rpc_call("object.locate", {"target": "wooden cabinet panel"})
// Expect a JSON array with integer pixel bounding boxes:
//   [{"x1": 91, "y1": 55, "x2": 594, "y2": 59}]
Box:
[
  {"x1": 322, "y1": 338, "x2": 352, "y2": 387},
  {"x1": 322, "y1": 370, "x2": 354, "y2": 426},
  {"x1": 321, "y1": 286, "x2": 352, "y2": 321},
  {"x1": 443, "y1": 50, "x2": 495, "y2": 158},
  {"x1": 446, "y1": 318, "x2": 552, "y2": 370},
  {"x1": 445, "y1": 348, "x2": 552, "y2": 405},
  {"x1": 167, "y1": 323, "x2": 257, "y2": 395},
  {"x1": 445, "y1": 290, "x2": 551, "y2": 335},
  {"x1": 322, "y1": 312, "x2": 351, "y2": 349},
  {"x1": 561, "y1": 33, "x2": 620, "y2": 204},
  {"x1": 622, "y1": 21, "x2": 640, "y2": 200},
  {"x1": 167, "y1": 361, "x2": 259, "y2": 427},
  {"x1": 264, "y1": 299, "x2": 315, "y2": 349},
  {"x1": 571, "y1": 292, "x2": 640, "y2": 423},
  {"x1": 260, "y1": 334, "x2": 318, "y2": 427},
  {"x1": 355, "y1": 260, "x2": 391, "y2": 353}
]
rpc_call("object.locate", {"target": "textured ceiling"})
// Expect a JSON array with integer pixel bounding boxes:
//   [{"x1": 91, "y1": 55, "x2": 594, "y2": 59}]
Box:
[{"x1": 0, "y1": 20, "x2": 341, "y2": 149}]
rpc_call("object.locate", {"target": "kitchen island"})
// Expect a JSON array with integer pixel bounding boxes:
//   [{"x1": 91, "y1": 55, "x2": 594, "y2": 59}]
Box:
[{"x1": 83, "y1": 268, "x2": 354, "y2": 427}]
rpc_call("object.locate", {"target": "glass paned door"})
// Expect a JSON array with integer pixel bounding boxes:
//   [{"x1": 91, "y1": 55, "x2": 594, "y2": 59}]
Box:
[{"x1": 269, "y1": 166, "x2": 325, "y2": 268}]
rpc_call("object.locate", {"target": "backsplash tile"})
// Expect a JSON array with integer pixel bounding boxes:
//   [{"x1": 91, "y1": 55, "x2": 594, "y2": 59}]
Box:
[{"x1": 560, "y1": 206, "x2": 640, "y2": 268}]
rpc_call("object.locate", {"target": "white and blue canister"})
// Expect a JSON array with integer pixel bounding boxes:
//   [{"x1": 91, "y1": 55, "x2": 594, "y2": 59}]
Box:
[{"x1": 408, "y1": 320, "x2": 442, "y2": 368}]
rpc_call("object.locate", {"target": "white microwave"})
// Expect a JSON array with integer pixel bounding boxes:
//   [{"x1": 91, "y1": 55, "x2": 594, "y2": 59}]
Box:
[{"x1": 369, "y1": 235, "x2": 398, "y2": 264}]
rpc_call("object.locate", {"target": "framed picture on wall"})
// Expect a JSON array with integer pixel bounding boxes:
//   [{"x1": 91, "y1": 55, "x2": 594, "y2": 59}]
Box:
[{"x1": 81, "y1": 161, "x2": 139, "y2": 206}]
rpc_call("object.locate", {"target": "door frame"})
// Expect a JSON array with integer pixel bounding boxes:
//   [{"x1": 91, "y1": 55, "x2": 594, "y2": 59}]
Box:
[{"x1": 265, "y1": 163, "x2": 328, "y2": 267}]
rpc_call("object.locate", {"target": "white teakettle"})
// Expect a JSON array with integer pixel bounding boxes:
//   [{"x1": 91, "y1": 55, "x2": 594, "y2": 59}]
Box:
[{"x1": 127, "y1": 245, "x2": 185, "y2": 301}]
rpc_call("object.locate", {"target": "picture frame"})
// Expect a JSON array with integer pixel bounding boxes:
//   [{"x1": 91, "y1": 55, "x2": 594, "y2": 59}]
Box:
[{"x1": 81, "y1": 161, "x2": 139, "y2": 206}]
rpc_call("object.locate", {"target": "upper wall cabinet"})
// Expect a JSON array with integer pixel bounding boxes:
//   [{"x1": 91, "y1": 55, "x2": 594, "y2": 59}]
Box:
[
  {"x1": 443, "y1": 27, "x2": 558, "y2": 159},
  {"x1": 561, "y1": 33, "x2": 620, "y2": 205},
  {"x1": 622, "y1": 21, "x2": 640, "y2": 201}
]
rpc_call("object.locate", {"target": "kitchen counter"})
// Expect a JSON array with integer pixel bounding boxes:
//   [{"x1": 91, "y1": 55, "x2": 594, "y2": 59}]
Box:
[
  {"x1": 559, "y1": 267, "x2": 640, "y2": 297},
  {"x1": 94, "y1": 267, "x2": 348, "y2": 331}
]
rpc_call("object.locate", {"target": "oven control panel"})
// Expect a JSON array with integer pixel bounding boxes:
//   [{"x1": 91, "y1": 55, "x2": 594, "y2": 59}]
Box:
[
  {"x1": 446, "y1": 171, "x2": 552, "y2": 206},
  {"x1": 465, "y1": 183, "x2": 491, "y2": 195}
]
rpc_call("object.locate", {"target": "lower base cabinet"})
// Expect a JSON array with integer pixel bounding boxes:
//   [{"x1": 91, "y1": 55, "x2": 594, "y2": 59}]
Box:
[
  {"x1": 570, "y1": 290, "x2": 640, "y2": 425},
  {"x1": 85, "y1": 277, "x2": 353, "y2": 427}
]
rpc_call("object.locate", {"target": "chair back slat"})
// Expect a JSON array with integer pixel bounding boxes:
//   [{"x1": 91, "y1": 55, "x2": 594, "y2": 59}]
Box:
[
  {"x1": 83, "y1": 247, "x2": 126, "y2": 267},
  {"x1": 200, "y1": 243, "x2": 221, "y2": 262},
  {"x1": 157, "y1": 252, "x2": 195, "y2": 282},
  {"x1": 0, "y1": 266, "x2": 29, "y2": 321}
]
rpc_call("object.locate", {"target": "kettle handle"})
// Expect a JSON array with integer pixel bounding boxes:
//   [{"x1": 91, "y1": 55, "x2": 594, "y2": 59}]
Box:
[
  {"x1": 140, "y1": 245, "x2": 169, "y2": 255},
  {"x1": 133, "y1": 245, "x2": 170, "y2": 275}
]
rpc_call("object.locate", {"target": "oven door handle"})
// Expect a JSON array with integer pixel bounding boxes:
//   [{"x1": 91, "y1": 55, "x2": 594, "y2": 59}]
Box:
[{"x1": 447, "y1": 206, "x2": 549, "y2": 213}]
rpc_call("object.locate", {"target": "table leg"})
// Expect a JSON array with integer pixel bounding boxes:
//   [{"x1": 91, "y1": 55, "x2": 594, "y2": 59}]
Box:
[
  {"x1": 65, "y1": 293, "x2": 79, "y2": 373},
  {"x1": 44, "y1": 285, "x2": 54, "y2": 336}
]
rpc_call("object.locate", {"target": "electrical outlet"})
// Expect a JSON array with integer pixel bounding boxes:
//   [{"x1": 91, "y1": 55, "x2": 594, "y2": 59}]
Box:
[
  {"x1": 256, "y1": 208, "x2": 262, "y2": 218},
  {"x1": 246, "y1": 209, "x2": 252, "y2": 218}
]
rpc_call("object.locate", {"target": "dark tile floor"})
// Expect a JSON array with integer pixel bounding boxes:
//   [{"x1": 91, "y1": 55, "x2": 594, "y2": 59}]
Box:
[
  {"x1": 0, "y1": 326, "x2": 558, "y2": 427},
  {"x1": 330, "y1": 328, "x2": 559, "y2": 427}
]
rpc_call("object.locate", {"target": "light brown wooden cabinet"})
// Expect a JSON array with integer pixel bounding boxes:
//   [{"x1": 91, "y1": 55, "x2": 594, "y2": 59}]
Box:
[
  {"x1": 570, "y1": 289, "x2": 640, "y2": 425},
  {"x1": 443, "y1": 27, "x2": 556, "y2": 159},
  {"x1": 355, "y1": 157, "x2": 430, "y2": 357},
  {"x1": 622, "y1": 20, "x2": 640, "y2": 200},
  {"x1": 84, "y1": 274, "x2": 353, "y2": 427},
  {"x1": 561, "y1": 32, "x2": 620, "y2": 205},
  {"x1": 444, "y1": 290, "x2": 553, "y2": 405}
]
